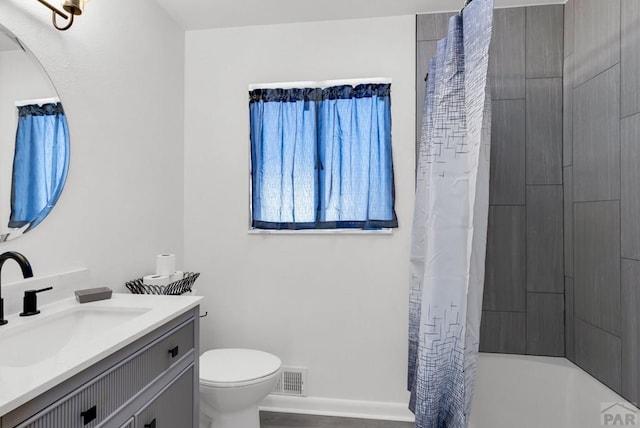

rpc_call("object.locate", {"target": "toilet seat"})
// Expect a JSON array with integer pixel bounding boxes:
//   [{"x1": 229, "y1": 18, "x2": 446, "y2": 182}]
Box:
[{"x1": 200, "y1": 348, "x2": 281, "y2": 388}]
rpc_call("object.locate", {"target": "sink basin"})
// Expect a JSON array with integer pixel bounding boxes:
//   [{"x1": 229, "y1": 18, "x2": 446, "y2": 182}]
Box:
[
  {"x1": 0, "y1": 306, "x2": 150, "y2": 367},
  {"x1": 0, "y1": 293, "x2": 202, "y2": 417}
]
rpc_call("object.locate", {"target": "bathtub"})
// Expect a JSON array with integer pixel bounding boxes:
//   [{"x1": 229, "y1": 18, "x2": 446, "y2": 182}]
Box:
[{"x1": 470, "y1": 353, "x2": 638, "y2": 428}]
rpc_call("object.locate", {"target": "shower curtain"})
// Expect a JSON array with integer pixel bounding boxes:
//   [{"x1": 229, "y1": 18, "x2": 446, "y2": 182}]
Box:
[{"x1": 408, "y1": 0, "x2": 493, "y2": 427}]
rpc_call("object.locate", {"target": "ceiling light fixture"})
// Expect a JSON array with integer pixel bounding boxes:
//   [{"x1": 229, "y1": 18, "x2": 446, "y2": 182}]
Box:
[{"x1": 35, "y1": 0, "x2": 87, "y2": 31}]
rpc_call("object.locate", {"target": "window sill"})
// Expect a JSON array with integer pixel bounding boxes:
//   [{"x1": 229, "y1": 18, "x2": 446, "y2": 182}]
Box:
[{"x1": 247, "y1": 228, "x2": 394, "y2": 235}]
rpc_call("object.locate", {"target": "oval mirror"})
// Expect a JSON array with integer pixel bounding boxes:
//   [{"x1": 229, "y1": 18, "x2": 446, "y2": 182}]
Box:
[{"x1": 0, "y1": 25, "x2": 70, "y2": 242}]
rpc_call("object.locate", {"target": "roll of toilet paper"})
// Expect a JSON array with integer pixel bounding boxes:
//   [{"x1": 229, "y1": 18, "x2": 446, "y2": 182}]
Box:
[
  {"x1": 170, "y1": 271, "x2": 184, "y2": 282},
  {"x1": 155, "y1": 254, "x2": 176, "y2": 276},
  {"x1": 143, "y1": 274, "x2": 172, "y2": 287}
]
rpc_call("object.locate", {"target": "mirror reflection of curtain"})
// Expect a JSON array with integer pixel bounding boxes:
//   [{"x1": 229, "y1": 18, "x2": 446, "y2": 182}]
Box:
[{"x1": 9, "y1": 102, "x2": 69, "y2": 231}]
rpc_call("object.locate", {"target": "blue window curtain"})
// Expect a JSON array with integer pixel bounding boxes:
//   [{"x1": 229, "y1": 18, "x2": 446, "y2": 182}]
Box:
[
  {"x1": 249, "y1": 83, "x2": 397, "y2": 230},
  {"x1": 9, "y1": 102, "x2": 69, "y2": 231}
]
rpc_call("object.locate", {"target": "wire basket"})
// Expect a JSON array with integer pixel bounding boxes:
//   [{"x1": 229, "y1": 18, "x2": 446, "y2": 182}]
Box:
[{"x1": 125, "y1": 272, "x2": 200, "y2": 295}]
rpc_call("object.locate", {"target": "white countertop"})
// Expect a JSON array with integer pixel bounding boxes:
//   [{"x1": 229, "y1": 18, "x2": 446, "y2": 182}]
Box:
[{"x1": 0, "y1": 293, "x2": 202, "y2": 416}]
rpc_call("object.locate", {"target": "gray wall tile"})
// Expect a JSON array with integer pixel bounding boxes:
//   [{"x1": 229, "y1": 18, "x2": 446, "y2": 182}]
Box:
[
  {"x1": 564, "y1": 0, "x2": 574, "y2": 58},
  {"x1": 416, "y1": 41, "x2": 438, "y2": 148},
  {"x1": 480, "y1": 311, "x2": 526, "y2": 354},
  {"x1": 564, "y1": 0, "x2": 634, "y2": 404},
  {"x1": 574, "y1": 0, "x2": 621, "y2": 87},
  {"x1": 622, "y1": 259, "x2": 640, "y2": 405},
  {"x1": 483, "y1": 206, "x2": 526, "y2": 312},
  {"x1": 527, "y1": 186, "x2": 564, "y2": 293},
  {"x1": 574, "y1": 201, "x2": 621, "y2": 335},
  {"x1": 526, "y1": 5, "x2": 564, "y2": 78},
  {"x1": 621, "y1": 0, "x2": 640, "y2": 118},
  {"x1": 622, "y1": 114, "x2": 640, "y2": 259},
  {"x1": 573, "y1": 65, "x2": 621, "y2": 202},
  {"x1": 418, "y1": 7, "x2": 567, "y2": 358},
  {"x1": 527, "y1": 292, "x2": 565, "y2": 356},
  {"x1": 564, "y1": 55, "x2": 574, "y2": 167},
  {"x1": 490, "y1": 100, "x2": 526, "y2": 205},
  {"x1": 416, "y1": 13, "x2": 454, "y2": 42},
  {"x1": 526, "y1": 78, "x2": 563, "y2": 185},
  {"x1": 489, "y1": 8, "x2": 526, "y2": 100},
  {"x1": 566, "y1": 277, "x2": 575, "y2": 361},
  {"x1": 564, "y1": 167, "x2": 574, "y2": 277},
  {"x1": 575, "y1": 317, "x2": 622, "y2": 394}
]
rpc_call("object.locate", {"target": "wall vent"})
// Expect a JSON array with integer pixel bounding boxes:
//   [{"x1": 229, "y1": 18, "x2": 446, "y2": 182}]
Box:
[{"x1": 272, "y1": 367, "x2": 307, "y2": 396}]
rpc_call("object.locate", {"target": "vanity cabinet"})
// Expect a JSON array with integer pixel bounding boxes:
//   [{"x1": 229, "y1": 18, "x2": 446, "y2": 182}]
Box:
[
  {"x1": 0, "y1": 307, "x2": 199, "y2": 428},
  {"x1": 135, "y1": 366, "x2": 194, "y2": 428}
]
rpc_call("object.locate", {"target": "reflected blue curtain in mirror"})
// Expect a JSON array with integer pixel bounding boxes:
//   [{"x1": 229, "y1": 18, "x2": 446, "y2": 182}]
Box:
[
  {"x1": 10, "y1": 102, "x2": 69, "y2": 231},
  {"x1": 249, "y1": 84, "x2": 397, "y2": 230}
]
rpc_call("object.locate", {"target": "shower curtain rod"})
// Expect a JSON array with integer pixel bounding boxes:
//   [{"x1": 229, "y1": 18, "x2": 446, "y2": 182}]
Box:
[{"x1": 460, "y1": 0, "x2": 473, "y2": 14}]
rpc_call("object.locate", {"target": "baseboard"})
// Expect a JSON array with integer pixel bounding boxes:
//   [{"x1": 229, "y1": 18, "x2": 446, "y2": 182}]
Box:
[{"x1": 259, "y1": 394, "x2": 415, "y2": 422}]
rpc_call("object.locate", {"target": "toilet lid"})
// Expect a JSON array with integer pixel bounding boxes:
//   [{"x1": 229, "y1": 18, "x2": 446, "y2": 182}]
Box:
[{"x1": 200, "y1": 348, "x2": 281, "y2": 385}]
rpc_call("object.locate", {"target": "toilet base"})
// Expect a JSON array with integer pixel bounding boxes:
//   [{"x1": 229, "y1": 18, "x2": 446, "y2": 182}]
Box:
[{"x1": 207, "y1": 404, "x2": 260, "y2": 428}]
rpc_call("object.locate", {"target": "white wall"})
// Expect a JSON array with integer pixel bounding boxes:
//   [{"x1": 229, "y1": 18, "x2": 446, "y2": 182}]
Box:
[
  {"x1": 185, "y1": 16, "x2": 415, "y2": 406},
  {"x1": 0, "y1": 1, "x2": 184, "y2": 290}
]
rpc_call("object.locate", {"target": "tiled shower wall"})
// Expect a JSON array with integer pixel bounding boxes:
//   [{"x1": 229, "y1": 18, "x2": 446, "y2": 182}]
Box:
[
  {"x1": 565, "y1": 0, "x2": 640, "y2": 405},
  {"x1": 416, "y1": 5, "x2": 565, "y2": 357}
]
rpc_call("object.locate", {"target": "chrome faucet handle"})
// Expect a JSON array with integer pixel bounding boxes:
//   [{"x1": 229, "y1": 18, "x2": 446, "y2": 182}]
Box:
[{"x1": 20, "y1": 287, "x2": 53, "y2": 317}]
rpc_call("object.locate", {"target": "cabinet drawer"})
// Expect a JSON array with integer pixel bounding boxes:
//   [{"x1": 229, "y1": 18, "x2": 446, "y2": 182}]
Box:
[
  {"x1": 15, "y1": 318, "x2": 194, "y2": 428},
  {"x1": 135, "y1": 366, "x2": 195, "y2": 428}
]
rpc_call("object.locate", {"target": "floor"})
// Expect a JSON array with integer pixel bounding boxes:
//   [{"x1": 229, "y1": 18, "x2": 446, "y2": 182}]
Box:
[{"x1": 259, "y1": 412, "x2": 414, "y2": 428}]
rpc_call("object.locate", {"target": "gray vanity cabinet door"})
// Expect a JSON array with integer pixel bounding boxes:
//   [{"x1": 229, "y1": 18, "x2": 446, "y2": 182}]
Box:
[
  {"x1": 135, "y1": 366, "x2": 195, "y2": 428},
  {"x1": 120, "y1": 417, "x2": 134, "y2": 428}
]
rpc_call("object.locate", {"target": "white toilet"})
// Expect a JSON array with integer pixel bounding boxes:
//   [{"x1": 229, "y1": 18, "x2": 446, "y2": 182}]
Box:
[{"x1": 199, "y1": 348, "x2": 281, "y2": 428}]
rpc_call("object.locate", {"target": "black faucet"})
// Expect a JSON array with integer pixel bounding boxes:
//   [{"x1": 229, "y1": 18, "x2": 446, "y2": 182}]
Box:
[{"x1": 0, "y1": 251, "x2": 34, "y2": 325}]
